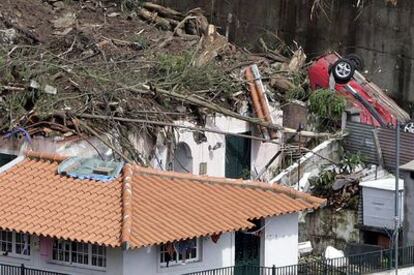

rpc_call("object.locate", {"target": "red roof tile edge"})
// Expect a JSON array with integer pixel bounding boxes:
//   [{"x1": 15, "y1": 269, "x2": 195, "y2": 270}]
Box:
[{"x1": 121, "y1": 164, "x2": 133, "y2": 248}]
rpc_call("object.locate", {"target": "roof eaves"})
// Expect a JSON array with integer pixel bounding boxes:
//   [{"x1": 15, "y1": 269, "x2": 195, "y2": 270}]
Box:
[{"x1": 0, "y1": 155, "x2": 25, "y2": 174}]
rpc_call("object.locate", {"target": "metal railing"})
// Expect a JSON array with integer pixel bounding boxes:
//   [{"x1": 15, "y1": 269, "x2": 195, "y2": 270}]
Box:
[
  {"x1": 0, "y1": 263, "x2": 68, "y2": 275},
  {"x1": 184, "y1": 245, "x2": 414, "y2": 275}
]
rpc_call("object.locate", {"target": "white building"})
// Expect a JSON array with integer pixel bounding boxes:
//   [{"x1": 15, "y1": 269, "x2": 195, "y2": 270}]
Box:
[
  {"x1": 0, "y1": 151, "x2": 324, "y2": 275},
  {"x1": 358, "y1": 177, "x2": 404, "y2": 248}
]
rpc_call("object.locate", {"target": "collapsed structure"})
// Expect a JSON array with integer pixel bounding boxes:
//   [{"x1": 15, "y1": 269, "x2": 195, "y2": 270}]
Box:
[{"x1": 1, "y1": 0, "x2": 413, "y2": 274}]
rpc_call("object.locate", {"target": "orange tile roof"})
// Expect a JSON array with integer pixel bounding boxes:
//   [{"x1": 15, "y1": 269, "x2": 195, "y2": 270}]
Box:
[{"x1": 0, "y1": 152, "x2": 325, "y2": 248}]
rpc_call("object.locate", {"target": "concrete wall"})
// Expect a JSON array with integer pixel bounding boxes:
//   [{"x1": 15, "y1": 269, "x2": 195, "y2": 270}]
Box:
[
  {"x1": 402, "y1": 171, "x2": 414, "y2": 244},
  {"x1": 0, "y1": 236, "x2": 123, "y2": 275},
  {"x1": 159, "y1": 0, "x2": 414, "y2": 107},
  {"x1": 299, "y1": 208, "x2": 360, "y2": 254},
  {"x1": 262, "y1": 214, "x2": 299, "y2": 267},
  {"x1": 123, "y1": 233, "x2": 235, "y2": 275}
]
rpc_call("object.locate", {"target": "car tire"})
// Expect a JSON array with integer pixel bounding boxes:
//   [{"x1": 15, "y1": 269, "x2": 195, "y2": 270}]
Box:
[
  {"x1": 345, "y1": 54, "x2": 364, "y2": 71},
  {"x1": 331, "y1": 58, "x2": 355, "y2": 84}
]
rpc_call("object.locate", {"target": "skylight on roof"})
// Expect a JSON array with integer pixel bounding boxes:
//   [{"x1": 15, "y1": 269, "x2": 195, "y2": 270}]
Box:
[{"x1": 58, "y1": 157, "x2": 124, "y2": 182}]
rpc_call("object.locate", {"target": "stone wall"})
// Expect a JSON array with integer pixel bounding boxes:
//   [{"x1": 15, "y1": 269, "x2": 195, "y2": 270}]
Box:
[
  {"x1": 299, "y1": 208, "x2": 360, "y2": 254},
  {"x1": 158, "y1": 0, "x2": 414, "y2": 108}
]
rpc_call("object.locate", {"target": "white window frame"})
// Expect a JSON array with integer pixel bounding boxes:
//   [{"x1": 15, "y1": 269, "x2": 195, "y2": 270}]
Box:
[
  {"x1": 159, "y1": 238, "x2": 201, "y2": 268},
  {"x1": 0, "y1": 230, "x2": 30, "y2": 259},
  {"x1": 51, "y1": 240, "x2": 106, "y2": 270}
]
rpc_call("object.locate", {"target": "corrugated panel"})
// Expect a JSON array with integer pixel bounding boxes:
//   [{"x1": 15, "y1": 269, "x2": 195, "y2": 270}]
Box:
[
  {"x1": 378, "y1": 127, "x2": 414, "y2": 169},
  {"x1": 344, "y1": 122, "x2": 379, "y2": 165}
]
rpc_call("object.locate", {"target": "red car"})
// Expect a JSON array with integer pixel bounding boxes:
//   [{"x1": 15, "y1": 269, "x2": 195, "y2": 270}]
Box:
[{"x1": 308, "y1": 53, "x2": 411, "y2": 130}]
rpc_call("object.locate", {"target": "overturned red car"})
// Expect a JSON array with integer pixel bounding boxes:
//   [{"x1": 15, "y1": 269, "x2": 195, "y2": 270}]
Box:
[{"x1": 308, "y1": 53, "x2": 411, "y2": 130}]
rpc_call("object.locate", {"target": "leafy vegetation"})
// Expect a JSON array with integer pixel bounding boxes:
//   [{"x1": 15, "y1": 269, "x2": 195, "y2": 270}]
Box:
[
  {"x1": 309, "y1": 88, "x2": 346, "y2": 131},
  {"x1": 152, "y1": 52, "x2": 242, "y2": 98},
  {"x1": 310, "y1": 152, "x2": 365, "y2": 197},
  {"x1": 341, "y1": 152, "x2": 365, "y2": 174},
  {"x1": 310, "y1": 169, "x2": 337, "y2": 197}
]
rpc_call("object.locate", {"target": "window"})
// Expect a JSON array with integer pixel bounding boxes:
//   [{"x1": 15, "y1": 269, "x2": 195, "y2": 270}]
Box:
[
  {"x1": 91, "y1": 244, "x2": 106, "y2": 267},
  {"x1": 52, "y1": 240, "x2": 106, "y2": 268},
  {"x1": 0, "y1": 230, "x2": 30, "y2": 257},
  {"x1": 0, "y1": 231, "x2": 12, "y2": 254},
  {"x1": 15, "y1": 233, "x2": 30, "y2": 256},
  {"x1": 160, "y1": 239, "x2": 200, "y2": 267}
]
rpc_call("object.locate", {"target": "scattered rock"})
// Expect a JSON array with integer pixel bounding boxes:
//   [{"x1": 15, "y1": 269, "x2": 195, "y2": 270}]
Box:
[
  {"x1": 0, "y1": 28, "x2": 17, "y2": 44},
  {"x1": 53, "y1": 1, "x2": 65, "y2": 10},
  {"x1": 107, "y1": 12, "x2": 121, "y2": 18},
  {"x1": 44, "y1": 85, "x2": 58, "y2": 95},
  {"x1": 51, "y1": 12, "x2": 76, "y2": 30},
  {"x1": 30, "y1": 80, "x2": 40, "y2": 89}
]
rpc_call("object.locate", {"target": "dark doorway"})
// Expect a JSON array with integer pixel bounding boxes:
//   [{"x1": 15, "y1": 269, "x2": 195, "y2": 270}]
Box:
[
  {"x1": 234, "y1": 220, "x2": 261, "y2": 269},
  {"x1": 225, "y1": 134, "x2": 260, "y2": 273},
  {"x1": 225, "y1": 134, "x2": 251, "y2": 179}
]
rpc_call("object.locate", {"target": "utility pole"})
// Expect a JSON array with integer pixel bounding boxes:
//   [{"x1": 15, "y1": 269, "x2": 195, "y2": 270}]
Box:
[{"x1": 395, "y1": 120, "x2": 400, "y2": 275}]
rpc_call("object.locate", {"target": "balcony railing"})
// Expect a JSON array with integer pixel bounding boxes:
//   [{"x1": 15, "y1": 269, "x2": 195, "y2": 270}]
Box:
[
  {"x1": 183, "y1": 245, "x2": 414, "y2": 275},
  {"x1": 0, "y1": 263, "x2": 68, "y2": 275}
]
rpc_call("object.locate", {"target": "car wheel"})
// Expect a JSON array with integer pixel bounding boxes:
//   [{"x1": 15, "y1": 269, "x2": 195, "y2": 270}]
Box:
[
  {"x1": 345, "y1": 54, "x2": 364, "y2": 71},
  {"x1": 331, "y1": 58, "x2": 355, "y2": 84},
  {"x1": 403, "y1": 122, "x2": 414, "y2": 133}
]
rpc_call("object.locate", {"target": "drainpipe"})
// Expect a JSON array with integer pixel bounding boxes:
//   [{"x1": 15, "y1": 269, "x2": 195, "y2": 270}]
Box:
[{"x1": 395, "y1": 120, "x2": 400, "y2": 274}]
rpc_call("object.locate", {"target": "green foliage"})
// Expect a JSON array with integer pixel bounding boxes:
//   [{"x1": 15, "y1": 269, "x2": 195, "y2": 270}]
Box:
[
  {"x1": 287, "y1": 72, "x2": 307, "y2": 101},
  {"x1": 309, "y1": 89, "x2": 346, "y2": 120},
  {"x1": 310, "y1": 170, "x2": 336, "y2": 197},
  {"x1": 309, "y1": 89, "x2": 346, "y2": 131},
  {"x1": 310, "y1": 152, "x2": 365, "y2": 198},
  {"x1": 341, "y1": 152, "x2": 365, "y2": 174},
  {"x1": 153, "y1": 52, "x2": 242, "y2": 97},
  {"x1": 131, "y1": 35, "x2": 149, "y2": 49}
]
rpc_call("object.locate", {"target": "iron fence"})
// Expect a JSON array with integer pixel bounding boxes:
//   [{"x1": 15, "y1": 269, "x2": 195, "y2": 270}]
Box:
[
  {"x1": 0, "y1": 263, "x2": 68, "y2": 275},
  {"x1": 183, "y1": 245, "x2": 414, "y2": 275}
]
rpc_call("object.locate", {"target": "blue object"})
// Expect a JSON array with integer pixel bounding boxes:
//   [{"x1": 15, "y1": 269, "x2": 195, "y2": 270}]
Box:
[
  {"x1": 4, "y1": 127, "x2": 32, "y2": 143},
  {"x1": 58, "y1": 157, "x2": 124, "y2": 182}
]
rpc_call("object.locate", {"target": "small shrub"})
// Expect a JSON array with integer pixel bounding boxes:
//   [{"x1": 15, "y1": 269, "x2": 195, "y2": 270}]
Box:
[
  {"x1": 309, "y1": 88, "x2": 346, "y2": 131},
  {"x1": 341, "y1": 152, "x2": 365, "y2": 174}
]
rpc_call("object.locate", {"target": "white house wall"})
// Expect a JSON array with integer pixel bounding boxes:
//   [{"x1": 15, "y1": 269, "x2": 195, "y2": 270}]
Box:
[
  {"x1": 262, "y1": 213, "x2": 299, "y2": 267},
  {"x1": 0, "y1": 238, "x2": 123, "y2": 275},
  {"x1": 158, "y1": 115, "x2": 282, "y2": 178},
  {"x1": 123, "y1": 232, "x2": 235, "y2": 275}
]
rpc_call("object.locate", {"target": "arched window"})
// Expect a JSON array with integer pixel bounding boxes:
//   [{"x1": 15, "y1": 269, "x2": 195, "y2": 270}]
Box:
[{"x1": 173, "y1": 143, "x2": 193, "y2": 173}]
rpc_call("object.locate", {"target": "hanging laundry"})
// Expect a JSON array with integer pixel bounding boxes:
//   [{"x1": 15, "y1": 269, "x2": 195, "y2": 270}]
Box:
[
  {"x1": 211, "y1": 233, "x2": 221, "y2": 243},
  {"x1": 175, "y1": 239, "x2": 194, "y2": 264},
  {"x1": 164, "y1": 242, "x2": 176, "y2": 267},
  {"x1": 22, "y1": 234, "x2": 29, "y2": 255}
]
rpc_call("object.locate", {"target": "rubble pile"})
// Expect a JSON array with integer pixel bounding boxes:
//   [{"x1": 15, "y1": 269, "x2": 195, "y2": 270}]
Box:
[{"x1": 0, "y1": 0, "x2": 308, "y2": 164}]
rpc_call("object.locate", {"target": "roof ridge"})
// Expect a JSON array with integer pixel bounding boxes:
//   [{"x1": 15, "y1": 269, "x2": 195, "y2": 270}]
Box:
[
  {"x1": 25, "y1": 150, "x2": 68, "y2": 162},
  {"x1": 132, "y1": 166, "x2": 326, "y2": 207},
  {"x1": 121, "y1": 163, "x2": 133, "y2": 249}
]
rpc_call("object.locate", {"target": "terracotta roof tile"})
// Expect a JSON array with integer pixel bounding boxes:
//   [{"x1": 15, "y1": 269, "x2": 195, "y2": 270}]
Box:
[
  {"x1": 127, "y1": 166, "x2": 325, "y2": 248},
  {"x1": 0, "y1": 157, "x2": 123, "y2": 247},
  {"x1": 0, "y1": 154, "x2": 325, "y2": 248}
]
